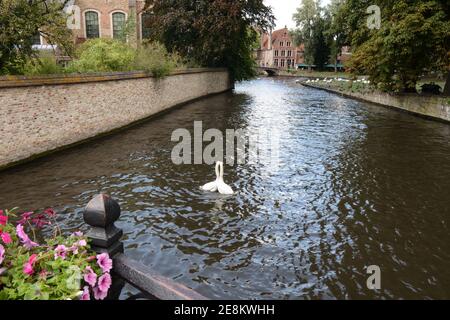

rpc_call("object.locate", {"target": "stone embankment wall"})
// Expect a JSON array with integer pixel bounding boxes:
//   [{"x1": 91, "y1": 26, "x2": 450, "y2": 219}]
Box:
[
  {"x1": 0, "y1": 69, "x2": 231, "y2": 169},
  {"x1": 302, "y1": 83, "x2": 450, "y2": 123}
]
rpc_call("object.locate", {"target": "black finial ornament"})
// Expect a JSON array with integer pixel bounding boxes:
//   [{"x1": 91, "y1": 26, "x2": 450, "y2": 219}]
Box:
[{"x1": 83, "y1": 194, "x2": 124, "y2": 257}]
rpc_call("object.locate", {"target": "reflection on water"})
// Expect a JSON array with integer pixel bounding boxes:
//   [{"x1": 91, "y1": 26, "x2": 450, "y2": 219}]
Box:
[{"x1": 0, "y1": 78, "x2": 449, "y2": 299}]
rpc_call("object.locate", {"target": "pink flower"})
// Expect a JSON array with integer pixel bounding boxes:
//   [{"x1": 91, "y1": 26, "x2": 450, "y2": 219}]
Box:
[
  {"x1": 32, "y1": 214, "x2": 49, "y2": 229},
  {"x1": 0, "y1": 214, "x2": 7, "y2": 226},
  {"x1": 29, "y1": 253, "x2": 38, "y2": 265},
  {"x1": 18, "y1": 212, "x2": 33, "y2": 225},
  {"x1": 44, "y1": 208, "x2": 56, "y2": 218},
  {"x1": 84, "y1": 266, "x2": 97, "y2": 287},
  {"x1": 78, "y1": 239, "x2": 87, "y2": 247},
  {"x1": 70, "y1": 245, "x2": 79, "y2": 255},
  {"x1": 72, "y1": 246, "x2": 79, "y2": 255},
  {"x1": 23, "y1": 263, "x2": 33, "y2": 275},
  {"x1": 54, "y1": 245, "x2": 67, "y2": 260},
  {"x1": 93, "y1": 286, "x2": 108, "y2": 300},
  {"x1": 39, "y1": 270, "x2": 48, "y2": 280},
  {"x1": 16, "y1": 225, "x2": 38, "y2": 249},
  {"x1": 72, "y1": 231, "x2": 83, "y2": 237},
  {"x1": 92, "y1": 273, "x2": 111, "y2": 300},
  {"x1": 23, "y1": 254, "x2": 38, "y2": 276},
  {"x1": 81, "y1": 286, "x2": 90, "y2": 300},
  {"x1": 97, "y1": 273, "x2": 112, "y2": 293},
  {"x1": 0, "y1": 231, "x2": 12, "y2": 245},
  {"x1": 96, "y1": 253, "x2": 112, "y2": 273},
  {"x1": 0, "y1": 244, "x2": 5, "y2": 265}
]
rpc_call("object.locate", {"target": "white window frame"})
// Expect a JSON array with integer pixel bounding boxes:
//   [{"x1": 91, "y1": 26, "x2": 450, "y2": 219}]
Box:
[
  {"x1": 110, "y1": 10, "x2": 128, "y2": 39},
  {"x1": 83, "y1": 9, "x2": 102, "y2": 39},
  {"x1": 32, "y1": 33, "x2": 57, "y2": 50}
]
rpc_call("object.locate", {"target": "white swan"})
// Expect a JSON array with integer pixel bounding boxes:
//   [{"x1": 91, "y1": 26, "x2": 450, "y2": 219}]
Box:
[
  {"x1": 200, "y1": 162, "x2": 220, "y2": 192},
  {"x1": 200, "y1": 161, "x2": 234, "y2": 195},
  {"x1": 216, "y1": 162, "x2": 234, "y2": 195}
]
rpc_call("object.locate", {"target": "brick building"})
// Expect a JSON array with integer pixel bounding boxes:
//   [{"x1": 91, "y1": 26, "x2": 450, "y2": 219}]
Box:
[
  {"x1": 256, "y1": 27, "x2": 302, "y2": 70},
  {"x1": 33, "y1": 0, "x2": 152, "y2": 49},
  {"x1": 256, "y1": 27, "x2": 352, "y2": 70}
]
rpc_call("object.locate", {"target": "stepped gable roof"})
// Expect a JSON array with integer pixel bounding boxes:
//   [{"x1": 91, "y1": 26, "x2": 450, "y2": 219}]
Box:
[{"x1": 271, "y1": 27, "x2": 289, "y2": 43}]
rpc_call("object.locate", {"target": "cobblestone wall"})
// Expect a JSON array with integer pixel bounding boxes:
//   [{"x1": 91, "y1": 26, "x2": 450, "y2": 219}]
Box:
[{"x1": 0, "y1": 69, "x2": 231, "y2": 169}]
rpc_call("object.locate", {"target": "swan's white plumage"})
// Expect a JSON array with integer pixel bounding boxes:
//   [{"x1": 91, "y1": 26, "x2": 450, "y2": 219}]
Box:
[
  {"x1": 216, "y1": 162, "x2": 234, "y2": 195},
  {"x1": 200, "y1": 162, "x2": 220, "y2": 192},
  {"x1": 201, "y1": 162, "x2": 234, "y2": 195}
]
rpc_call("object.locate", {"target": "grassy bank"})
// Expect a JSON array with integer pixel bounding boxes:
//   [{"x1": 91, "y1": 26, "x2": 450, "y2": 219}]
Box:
[
  {"x1": 301, "y1": 77, "x2": 448, "y2": 96},
  {"x1": 277, "y1": 70, "x2": 351, "y2": 79}
]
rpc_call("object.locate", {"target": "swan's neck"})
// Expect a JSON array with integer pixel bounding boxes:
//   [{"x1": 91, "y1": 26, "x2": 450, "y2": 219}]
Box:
[{"x1": 218, "y1": 162, "x2": 224, "y2": 181}]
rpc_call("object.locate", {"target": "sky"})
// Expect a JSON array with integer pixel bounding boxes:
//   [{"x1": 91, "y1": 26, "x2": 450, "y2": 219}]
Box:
[{"x1": 264, "y1": 0, "x2": 331, "y2": 30}]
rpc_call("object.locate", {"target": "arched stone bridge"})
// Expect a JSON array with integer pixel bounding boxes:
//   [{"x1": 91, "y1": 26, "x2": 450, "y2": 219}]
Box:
[{"x1": 256, "y1": 67, "x2": 280, "y2": 76}]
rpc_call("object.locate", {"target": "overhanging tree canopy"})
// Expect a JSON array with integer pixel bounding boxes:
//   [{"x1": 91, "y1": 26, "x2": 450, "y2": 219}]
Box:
[
  {"x1": 0, "y1": 0, "x2": 73, "y2": 75},
  {"x1": 339, "y1": 0, "x2": 450, "y2": 92},
  {"x1": 143, "y1": 0, "x2": 274, "y2": 81}
]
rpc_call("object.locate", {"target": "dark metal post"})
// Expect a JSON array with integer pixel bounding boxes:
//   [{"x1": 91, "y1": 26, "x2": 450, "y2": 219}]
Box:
[
  {"x1": 83, "y1": 194, "x2": 124, "y2": 257},
  {"x1": 83, "y1": 194, "x2": 125, "y2": 300}
]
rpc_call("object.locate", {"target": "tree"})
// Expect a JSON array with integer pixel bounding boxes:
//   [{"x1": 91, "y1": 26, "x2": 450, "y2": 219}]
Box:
[
  {"x1": 311, "y1": 15, "x2": 330, "y2": 70},
  {"x1": 292, "y1": 0, "x2": 321, "y2": 70},
  {"x1": 143, "y1": 0, "x2": 274, "y2": 81},
  {"x1": 324, "y1": 0, "x2": 347, "y2": 72},
  {"x1": 0, "y1": 0, "x2": 73, "y2": 75},
  {"x1": 340, "y1": 0, "x2": 450, "y2": 93}
]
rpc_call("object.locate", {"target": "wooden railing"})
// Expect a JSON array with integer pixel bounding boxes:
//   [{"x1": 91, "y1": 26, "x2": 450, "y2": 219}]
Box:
[{"x1": 83, "y1": 194, "x2": 208, "y2": 300}]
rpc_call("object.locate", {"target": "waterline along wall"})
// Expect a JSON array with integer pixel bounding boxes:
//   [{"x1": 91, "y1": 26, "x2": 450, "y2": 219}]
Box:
[
  {"x1": 301, "y1": 83, "x2": 450, "y2": 123},
  {"x1": 0, "y1": 69, "x2": 231, "y2": 169}
]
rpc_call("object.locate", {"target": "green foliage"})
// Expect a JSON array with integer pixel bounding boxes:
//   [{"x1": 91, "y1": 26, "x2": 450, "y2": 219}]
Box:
[
  {"x1": 292, "y1": 0, "x2": 331, "y2": 70},
  {"x1": 312, "y1": 17, "x2": 330, "y2": 70},
  {"x1": 143, "y1": 0, "x2": 275, "y2": 81},
  {"x1": 0, "y1": 0, "x2": 73, "y2": 75},
  {"x1": 323, "y1": 0, "x2": 347, "y2": 68},
  {"x1": 134, "y1": 42, "x2": 182, "y2": 78},
  {"x1": 117, "y1": 12, "x2": 137, "y2": 43},
  {"x1": 0, "y1": 208, "x2": 110, "y2": 300},
  {"x1": 337, "y1": 0, "x2": 450, "y2": 92},
  {"x1": 67, "y1": 39, "x2": 135, "y2": 73},
  {"x1": 292, "y1": 0, "x2": 320, "y2": 67},
  {"x1": 20, "y1": 52, "x2": 64, "y2": 75},
  {"x1": 58, "y1": 39, "x2": 185, "y2": 77}
]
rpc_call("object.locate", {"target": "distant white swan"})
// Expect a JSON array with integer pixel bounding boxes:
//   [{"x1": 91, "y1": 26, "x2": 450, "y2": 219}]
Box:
[
  {"x1": 200, "y1": 162, "x2": 220, "y2": 192},
  {"x1": 201, "y1": 161, "x2": 234, "y2": 195}
]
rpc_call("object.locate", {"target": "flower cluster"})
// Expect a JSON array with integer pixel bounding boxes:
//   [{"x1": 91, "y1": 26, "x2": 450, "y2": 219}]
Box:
[
  {"x1": 0, "y1": 208, "x2": 112, "y2": 300},
  {"x1": 81, "y1": 253, "x2": 113, "y2": 300}
]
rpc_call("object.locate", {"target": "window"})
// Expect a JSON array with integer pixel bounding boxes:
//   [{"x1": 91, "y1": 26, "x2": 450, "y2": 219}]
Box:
[
  {"x1": 141, "y1": 11, "x2": 153, "y2": 39},
  {"x1": 287, "y1": 50, "x2": 292, "y2": 57},
  {"x1": 112, "y1": 12, "x2": 126, "y2": 40},
  {"x1": 281, "y1": 60, "x2": 285, "y2": 67},
  {"x1": 281, "y1": 50, "x2": 285, "y2": 57},
  {"x1": 31, "y1": 32, "x2": 41, "y2": 45},
  {"x1": 85, "y1": 11, "x2": 100, "y2": 38},
  {"x1": 274, "y1": 59, "x2": 278, "y2": 67},
  {"x1": 280, "y1": 41, "x2": 283, "y2": 47},
  {"x1": 287, "y1": 42, "x2": 291, "y2": 47},
  {"x1": 275, "y1": 50, "x2": 279, "y2": 57}
]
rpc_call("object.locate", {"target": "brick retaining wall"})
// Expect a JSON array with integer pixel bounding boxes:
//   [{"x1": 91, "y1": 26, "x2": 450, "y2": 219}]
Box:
[
  {"x1": 301, "y1": 83, "x2": 450, "y2": 123},
  {"x1": 0, "y1": 69, "x2": 231, "y2": 169}
]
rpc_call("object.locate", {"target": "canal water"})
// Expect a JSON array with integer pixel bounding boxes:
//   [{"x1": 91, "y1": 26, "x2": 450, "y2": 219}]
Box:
[{"x1": 0, "y1": 78, "x2": 449, "y2": 299}]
